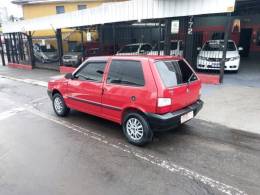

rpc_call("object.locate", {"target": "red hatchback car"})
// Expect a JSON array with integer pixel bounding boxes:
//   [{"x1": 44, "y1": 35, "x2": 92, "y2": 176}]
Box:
[{"x1": 48, "y1": 56, "x2": 203, "y2": 145}]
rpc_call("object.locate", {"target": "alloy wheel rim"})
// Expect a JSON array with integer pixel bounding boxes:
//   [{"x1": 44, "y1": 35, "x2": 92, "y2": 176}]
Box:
[
  {"x1": 126, "y1": 117, "x2": 144, "y2": 141},
  {"x1": 54, "y1": 97, "x2": 63, "y2": 114}
]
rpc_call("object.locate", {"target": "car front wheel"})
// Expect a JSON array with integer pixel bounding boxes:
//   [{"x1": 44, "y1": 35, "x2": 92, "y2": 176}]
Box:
[
  {"x1": 123, "y1": 112, "x2": 153, "y2": 146},
  {"x1": 52, "y1": 93, "x2": 70, "y2": 117}
]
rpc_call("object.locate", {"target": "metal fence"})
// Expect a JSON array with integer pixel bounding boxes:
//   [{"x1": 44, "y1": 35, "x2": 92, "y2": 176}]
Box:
[
  {"x1": 0, "y1": 32, "x2": 33, "y2": 66},
  {"x1": 0, "y1": 14, "x2": 233, "y2": 82}
]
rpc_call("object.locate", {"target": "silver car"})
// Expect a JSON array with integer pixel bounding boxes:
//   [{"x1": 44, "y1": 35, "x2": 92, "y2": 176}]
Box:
[
  {"x1": 33, "y1": 44, "x2": 59, "y2": 63},
  {"x1": 62, "y1": 44, "x2": 84, "y2": 67}
]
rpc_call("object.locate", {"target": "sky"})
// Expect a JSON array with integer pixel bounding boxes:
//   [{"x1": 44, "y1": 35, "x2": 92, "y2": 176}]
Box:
[{"x1": 0, "y1": 0, "x2": 23, "y2": 18}]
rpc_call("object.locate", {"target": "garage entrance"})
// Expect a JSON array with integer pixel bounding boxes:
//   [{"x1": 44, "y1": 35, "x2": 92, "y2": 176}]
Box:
[{"x1": 239, "y1": 28, "x2": 252, "y2": 57}]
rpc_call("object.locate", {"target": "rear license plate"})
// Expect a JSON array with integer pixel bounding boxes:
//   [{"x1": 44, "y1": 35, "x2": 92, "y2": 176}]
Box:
[{"x1": 181, "y1": 111, "x2": 194, "y2": 123}]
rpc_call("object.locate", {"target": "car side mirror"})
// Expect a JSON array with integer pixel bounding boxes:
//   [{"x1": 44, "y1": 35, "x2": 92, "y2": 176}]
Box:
[
  {"x1": 238, "y1": 47, "x2": 243, "y2": 51},
  {"x1": 197, "y1": 47, "x2": 201, "y2": 51},
  {"x1": 65, "y1": 73, "x2": 73, "y2": 79}
]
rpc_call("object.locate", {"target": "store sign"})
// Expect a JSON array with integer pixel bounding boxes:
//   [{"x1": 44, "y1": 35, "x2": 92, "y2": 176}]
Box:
[
  {"x1": 41, "y1": 39, "x2": 46, "y2": 45},
  {"x1": 87, "y1": 32, "x2": 91, "y2": 42},
  {"x1": 188, "y1": 16, "x2": 194, "y2": 35},
  {"x1": 171, "y1": 20, "x2": 179, "y2": 34}
]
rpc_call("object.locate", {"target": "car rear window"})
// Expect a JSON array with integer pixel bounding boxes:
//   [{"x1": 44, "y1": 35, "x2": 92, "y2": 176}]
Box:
[{"x1": 155, "y1": 60, "x2": 197, "y2": 87}]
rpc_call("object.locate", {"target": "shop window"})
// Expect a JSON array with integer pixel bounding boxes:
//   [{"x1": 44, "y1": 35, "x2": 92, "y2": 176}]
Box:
[
  {"x1": 56, "y1": 6, "x2": 65, "y2": 14},
  {"x1": 257, "y1": 32, "x2": 260, "y2": 46},
  {"x1": 78, "y1": 5, "x2": 87, "y2": 10}
]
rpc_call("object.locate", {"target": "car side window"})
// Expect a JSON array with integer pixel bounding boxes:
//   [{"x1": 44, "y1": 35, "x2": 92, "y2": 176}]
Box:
[
  {"x1": 141, "y1": 44, "x2": 152, "y2": 52},
  {"x1": 74, "y1": 62, "x2": 106, "y2": 82},
  {"x1": 107, "y1": 60, "x2": 145, "y2": 87}
]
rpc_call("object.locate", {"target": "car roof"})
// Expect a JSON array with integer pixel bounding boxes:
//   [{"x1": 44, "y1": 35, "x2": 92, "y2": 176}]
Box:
[{"x1": 87, "y1": 55, "x2": 183, "y2": 61}]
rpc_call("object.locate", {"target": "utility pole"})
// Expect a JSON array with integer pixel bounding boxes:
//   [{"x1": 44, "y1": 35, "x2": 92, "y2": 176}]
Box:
[{"x1": 220, "y1": 13, "x2": 232, "y2": 83}]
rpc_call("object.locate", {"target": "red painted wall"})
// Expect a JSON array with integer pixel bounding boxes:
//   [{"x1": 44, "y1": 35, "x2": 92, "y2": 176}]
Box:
[
  {"x1": 194, "y1": 24, "x2": 260, "y2": 53},
  {"x1": 8, "y1": 63, "x2": 32, "y2": 70}
]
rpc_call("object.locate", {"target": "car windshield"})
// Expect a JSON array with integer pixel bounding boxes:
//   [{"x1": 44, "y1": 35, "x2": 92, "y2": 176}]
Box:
[
  {"x1": 40, "y1": 45, "x2": 56, "y2": 52},
  {"x1": 152, "y1": 42, "x2": 178, "y2": 51},
  {"x1": 70, "y1": 44, "x2": 83, "y2": 52},
  {"x1": 202, "y1": 41, "x2": 236, "y2": 51},
  {"x1": 119, "y1": 45, "x2": 139, "y2": 53}
]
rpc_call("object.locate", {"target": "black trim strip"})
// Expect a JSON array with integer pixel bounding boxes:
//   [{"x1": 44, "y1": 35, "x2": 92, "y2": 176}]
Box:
[{"x1": 68, "y1": 96, "x2": 122, "y2": 111}]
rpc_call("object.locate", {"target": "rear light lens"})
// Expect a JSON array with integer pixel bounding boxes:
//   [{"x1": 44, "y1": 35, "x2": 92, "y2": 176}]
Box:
[
  {"x1": 157, "y1": 98, "x2": 171, "y2": 107},
  {"x1": 157, "y1": 98, "x2": 172, "y2": 114}
]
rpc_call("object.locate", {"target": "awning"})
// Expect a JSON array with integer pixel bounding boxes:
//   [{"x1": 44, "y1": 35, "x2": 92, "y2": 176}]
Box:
[{"x1": 2, "y1": 0, "x2": 236, "y2": 33}]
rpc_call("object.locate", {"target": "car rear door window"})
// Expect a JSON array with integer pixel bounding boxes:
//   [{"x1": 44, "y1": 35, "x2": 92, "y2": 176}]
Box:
[
  {"x1": 155, "y1": 60, "x2": 197, "y2": 87},
  {"x1": 75, "y1": 62, "x2": 106, "y2": 82},
  {"x1": 107, "y1": 60, "x2": 145, "y2": 86}
]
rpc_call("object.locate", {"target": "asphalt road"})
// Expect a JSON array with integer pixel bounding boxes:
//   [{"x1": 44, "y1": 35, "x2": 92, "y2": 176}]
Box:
[{"x1": 0, "y1": 77, "x2": 260, "y2": 195}]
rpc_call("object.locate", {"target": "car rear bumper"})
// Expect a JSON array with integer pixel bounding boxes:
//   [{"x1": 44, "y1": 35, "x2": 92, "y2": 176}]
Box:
[{"x1": 145, "y1": 100, "x2": 203, "y2": 132}]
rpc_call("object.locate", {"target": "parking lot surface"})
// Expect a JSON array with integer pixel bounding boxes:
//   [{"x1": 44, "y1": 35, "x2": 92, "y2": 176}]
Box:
[{"x1": 0, "y1": 77, "x2": 260, "y2": 195}]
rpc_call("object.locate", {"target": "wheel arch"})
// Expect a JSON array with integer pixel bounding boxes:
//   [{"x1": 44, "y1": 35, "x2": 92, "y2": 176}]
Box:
[
  {"x1": 121, "y1": 107, "x2": 146, "y2": 124},
  {"x1": 52, "y1": 89, "x2": 61, "y2": 97}
]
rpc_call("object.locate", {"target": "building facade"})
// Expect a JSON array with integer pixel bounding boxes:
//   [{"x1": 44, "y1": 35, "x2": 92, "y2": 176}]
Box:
[{"x1": 12, "y1": 0, "x2": 126, "y2": 52}]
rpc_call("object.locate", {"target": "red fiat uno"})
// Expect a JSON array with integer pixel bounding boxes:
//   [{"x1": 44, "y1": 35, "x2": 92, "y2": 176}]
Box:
[{"x1": 48, "y1": 56, "x2": 203, "y2": 145}]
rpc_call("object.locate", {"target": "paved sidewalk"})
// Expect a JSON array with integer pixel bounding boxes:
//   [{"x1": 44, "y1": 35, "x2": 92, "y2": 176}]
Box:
[
  {"x1": 0, "y1": 65, "x2": 60, "y2": 82},
  {"x1": 1, "y1": 65, "x2": 260, "y2": 135},
  {"x1": 199, "y1": 84, "x2": 260, "y2": 134}
]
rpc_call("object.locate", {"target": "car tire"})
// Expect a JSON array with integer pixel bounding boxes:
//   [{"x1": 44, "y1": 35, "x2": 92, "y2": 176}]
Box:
[
  {"x1": 123, "y1": 112, "x2": 153, "y2": 146},
  {"x1": 52, "y1": 93, "x2": 70, "y2": 117}
]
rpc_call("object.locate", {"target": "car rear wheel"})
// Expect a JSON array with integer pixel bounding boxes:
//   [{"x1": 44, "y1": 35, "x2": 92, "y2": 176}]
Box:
[
  {"x1": 52, "y1": 93, "x2": 70, "y2": 117},
  {"x1": 123, "y1": 112, "x2": 153, "y2": 146}
]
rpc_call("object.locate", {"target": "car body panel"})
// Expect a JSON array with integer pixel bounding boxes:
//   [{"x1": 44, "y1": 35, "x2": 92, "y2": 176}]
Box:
[
  {"x1": 48, "y1": 55, "x2": 201, "y2": 128},
  {"x1": 148, "y1": 58, "x2": 201, "y2": 112},
  {"x1": 101, "y1": 57, "x2": 158, "y2": 123}
]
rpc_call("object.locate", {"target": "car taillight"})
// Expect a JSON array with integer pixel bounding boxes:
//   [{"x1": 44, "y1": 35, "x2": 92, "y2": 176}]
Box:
[
  {"x1": 158, "y1": 98, "x2": 171, "y2": 107},
  {"x1": 157, "y1": 98, "x2": 172, "y2": 114}
]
